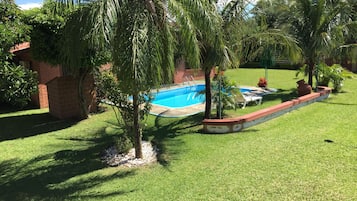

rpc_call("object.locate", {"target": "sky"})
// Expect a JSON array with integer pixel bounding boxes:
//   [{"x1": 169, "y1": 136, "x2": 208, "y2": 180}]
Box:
[
  {"x1": 14, "y1": 0, "x2": 256, "y2": 10},
  {"x1": 15, "y1": 0, "x2": 43, "y2": 10}
]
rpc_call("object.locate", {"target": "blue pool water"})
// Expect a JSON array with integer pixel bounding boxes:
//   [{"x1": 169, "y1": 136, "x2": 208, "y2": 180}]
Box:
[
  {"x1": 152, "y1": 84, "x2": 206, "y2": 108},
  {"x1": 152, "y1": 84, "x2": 252, "y2": 108}
]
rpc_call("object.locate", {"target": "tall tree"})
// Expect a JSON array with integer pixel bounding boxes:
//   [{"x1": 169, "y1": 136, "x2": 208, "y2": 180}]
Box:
[
  {"x1": 200, "y1": 0, "x2": 301, "y2": 119},
  {"x1": 221, "y1": 0, "x2": 301, "y2": 77},
  {"x1": 56, "y1": 0, "x2": 223, "y2": 158},
  {"x1": 0, "y1": 0, "x2": 29, "y2": 59},
  {"x1": 283, "y1": 0, "x2": 355, "y2": 86},
  {"x1": 200, "y1": 0, "x2": 248, "y2": 119}
]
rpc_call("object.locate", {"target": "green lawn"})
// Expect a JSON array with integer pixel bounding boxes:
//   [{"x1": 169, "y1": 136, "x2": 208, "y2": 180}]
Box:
[{"x1": 0, "y1": 69, "x2": 356, "y2": 201}]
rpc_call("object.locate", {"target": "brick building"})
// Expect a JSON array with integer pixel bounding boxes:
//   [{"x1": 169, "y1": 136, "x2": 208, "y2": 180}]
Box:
[
  {"x1": 11, "y1": 43, "x2": 216, "y2": 119},
  {"x1": 11, "y1": 42, "x2": 96, "y2": 119},
  {"x1": 11, "y1": 42, "x2": 62, "y2": 109}
]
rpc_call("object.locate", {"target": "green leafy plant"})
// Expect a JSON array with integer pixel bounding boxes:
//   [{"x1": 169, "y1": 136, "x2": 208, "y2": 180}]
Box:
[
  {"x1": 0, "y1": 63, "x2": 38, "y2": 108},
  {"x1": 211, "y1": 75, "x2": 240, "y2": 118},
  {"x1": 315, "y1": 63, "x2": 350, "y2": 92},
  {"x1": 296, "y1": 63, "x2": 354, "y2": 92}
]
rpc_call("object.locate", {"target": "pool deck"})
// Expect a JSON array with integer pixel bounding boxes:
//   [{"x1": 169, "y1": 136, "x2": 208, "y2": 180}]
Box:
[{"x1": 150, "y1": 103, "x2": 205, "y2": 117}]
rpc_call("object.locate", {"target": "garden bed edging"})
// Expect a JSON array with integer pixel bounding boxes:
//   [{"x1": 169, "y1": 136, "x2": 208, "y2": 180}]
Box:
[{"x1": 202, "y1": 86, "x2": 331, "y2": 134}]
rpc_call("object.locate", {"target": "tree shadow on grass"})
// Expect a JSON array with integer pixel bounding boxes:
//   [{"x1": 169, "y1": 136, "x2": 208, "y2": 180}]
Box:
[
  {"x1": 0, "y1": 130, "x2": 137, "y2": 201},
  {"x1": 0, "y1": 112, "x2": 77, "y2": 142},
  {"x1": 319, "y1": 100, "x2": 357, "y2": 106},
  {"x1": 0, "y1": 102, "x2": 38, "y2": 114},
  {"x1": 262, "y1": 88, "x2": 298, "y2": 103},
  {"x1": 143, "y1": 113, "x2": 203, "y2": 168}
]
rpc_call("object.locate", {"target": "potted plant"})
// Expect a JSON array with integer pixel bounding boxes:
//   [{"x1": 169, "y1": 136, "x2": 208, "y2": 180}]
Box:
[
  {"x1": 257, "y1": 77, "x2": 267, "y2": 88},
  {"x1": 296, "y1": 79, "x2": 312, "y2": 96}
]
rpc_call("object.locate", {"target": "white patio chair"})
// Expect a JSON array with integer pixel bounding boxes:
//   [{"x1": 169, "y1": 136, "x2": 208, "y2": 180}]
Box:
[{"x1": 235, "y1": 92, "x2": 262, "y2": 109}]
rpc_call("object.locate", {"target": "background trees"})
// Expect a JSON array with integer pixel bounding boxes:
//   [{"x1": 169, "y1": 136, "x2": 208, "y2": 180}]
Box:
[
  {"x1": 0, "y1": 0, "x2": 38, "y2": 108},
  {"x1": 257, "y1": 0, "x2": 356, "y2": 87},
  {"x1": 25, "y1": 0, "x2": 109, "y2": 119},
  {"x1": 22, "y1": 0, "x2": 68, "y2": 65}
]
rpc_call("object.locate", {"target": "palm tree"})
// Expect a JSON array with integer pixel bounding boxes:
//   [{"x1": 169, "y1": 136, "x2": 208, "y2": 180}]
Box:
[
  {"x1": 220, "y1": 0, "x2": 301, "y2": 78},
  {"x1": 199, "y1": 0, "x2": 301, "y2": 119},
  {"x1": 55, "y1": 0, "x2": 223, "y2": 158},
  {"x1": 200, "y1": 0, "x2": 248, "y2": 119},
  {"x1": 283, "y1": 0, "x2": 355, "y2": 87}
]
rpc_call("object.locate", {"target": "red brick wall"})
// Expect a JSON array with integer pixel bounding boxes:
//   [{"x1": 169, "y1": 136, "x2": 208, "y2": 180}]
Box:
[
  {"x1": 31, "y1": 84, "x2": 48, "y2": 108},
  {"x1": 174, "y1": 60, "x2": 215, "y2": 84},
  {"x1": 13, "y1": 49, "x2": 62, "y2": 109},
  {"x1": 38, "y1": 84, "x2": 49, "y2": 108},
  {"x1": 33, "y1": 61, "x2": 62, "y2": 84},
  {"x1": 47, "y1": 75, "x2": 96, "y2": 119}
]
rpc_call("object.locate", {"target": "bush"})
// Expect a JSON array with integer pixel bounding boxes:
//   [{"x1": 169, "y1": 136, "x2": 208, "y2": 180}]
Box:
[
  {"x1": 297, "y1": 63, "x2": 354, "y2": 93},
  {"x1": 0, "y1": 63, "x2": 38, "y2": 108},
  {"x1": 115, "y1": 135, "x2": 133, "y2": 154},
  {"x1": 315, "y1": 63, "x2": 346, "y2": 92}
]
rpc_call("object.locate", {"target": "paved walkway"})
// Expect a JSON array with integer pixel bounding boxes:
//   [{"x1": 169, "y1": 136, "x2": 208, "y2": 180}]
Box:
[{"x1": 150, "y1": 103, "x2": 205, "y2": 117}]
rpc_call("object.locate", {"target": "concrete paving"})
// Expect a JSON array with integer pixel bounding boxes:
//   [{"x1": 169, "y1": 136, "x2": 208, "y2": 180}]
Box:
[{"x1": 149, "y1": 103, "x2": 205, "y2": 117}]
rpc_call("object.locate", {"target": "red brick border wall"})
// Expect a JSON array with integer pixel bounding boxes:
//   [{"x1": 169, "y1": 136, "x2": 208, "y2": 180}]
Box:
[
  {"x1": 202, "y1": 87, "x2": 332, "y2": 134},
  {"x1": 47, "y1": 75, "x2": 96, "y2": 119}
]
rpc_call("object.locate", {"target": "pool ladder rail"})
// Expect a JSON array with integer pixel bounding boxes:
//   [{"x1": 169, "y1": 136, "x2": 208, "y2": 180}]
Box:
[{"x1": 183, "y1": 75, "x2": 196, "y2": 86}]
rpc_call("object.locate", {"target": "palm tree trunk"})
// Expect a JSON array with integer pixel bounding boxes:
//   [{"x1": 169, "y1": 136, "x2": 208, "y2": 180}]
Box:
[
  {"x1": 204, "y1": 68, "x2": 212, "y2": 119},
  {"x1": 78, "y1": 72, "x2": 89, "y2": 120},
  {"x1": 308, "y1": 59, "x2": 314, "y2": 87},
  {"x1": 132, "y1": 92, "x2": 143, "y2": 158}
]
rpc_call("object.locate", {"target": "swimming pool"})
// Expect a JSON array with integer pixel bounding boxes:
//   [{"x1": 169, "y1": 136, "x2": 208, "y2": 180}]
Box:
[
  {"x1": 152, "y1": 84, "x2": 252, "y2": 108},
  {"x1": 152, "y1": 84, "x2": 206, "y2": 108}
]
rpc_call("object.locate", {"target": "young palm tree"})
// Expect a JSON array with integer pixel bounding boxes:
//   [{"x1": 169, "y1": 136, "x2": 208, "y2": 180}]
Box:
[{"x1": 56, "y1": 0, "x2": 223, "y2": 158}]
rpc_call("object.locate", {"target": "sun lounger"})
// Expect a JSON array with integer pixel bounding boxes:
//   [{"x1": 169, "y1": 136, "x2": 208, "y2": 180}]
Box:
[{"x1": 235, "y1": 92, "x2": 262, "y2": 109}]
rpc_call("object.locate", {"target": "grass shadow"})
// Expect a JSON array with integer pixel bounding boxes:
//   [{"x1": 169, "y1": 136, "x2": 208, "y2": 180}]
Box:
[
  {"x1": 319, "y1": 101, "x2": 357, "y2": 106},
  {"x1": 0, "y1": 129, "x2": 136, "y2": 200},
  {"x1": 262, "y1": 88, "x2": 298, "y2": 103},
  {"x1": 0, "y1": 102, "x2": 38, "y2": 114},
  {"x1": 143, "y1": 113, "x2": 203, "y2": 168},
  {"x1": 0, "y1": 112, "x2": 76, "y2": 142}
]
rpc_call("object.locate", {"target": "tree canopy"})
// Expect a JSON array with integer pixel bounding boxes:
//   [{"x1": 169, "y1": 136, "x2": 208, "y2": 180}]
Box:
[
  {"x1": 0, "y1": 0, "x2": 37, "y2": 108},
  {"x1": 254, "y1": 0, "x2": 356, "y2": 86},
  {"x1": 0, "y1": 0, "x2": 30, "y2": 60}
]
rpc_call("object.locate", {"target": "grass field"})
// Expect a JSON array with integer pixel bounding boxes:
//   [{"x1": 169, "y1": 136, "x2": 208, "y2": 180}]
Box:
[{"x1": 0, "y1": 69, "x2": 356, "y2": 200}]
